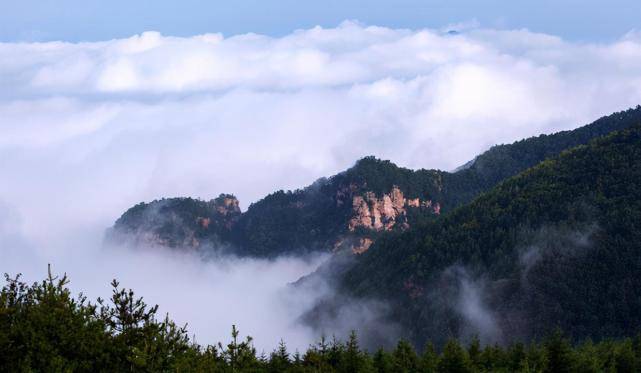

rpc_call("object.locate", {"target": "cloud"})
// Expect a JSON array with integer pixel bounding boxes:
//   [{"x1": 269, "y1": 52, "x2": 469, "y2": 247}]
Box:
[
  {"x1": 83, "y1": 247, "x2": 332, "y2": 353},
  {"x1": 1, "y1": 22, "x2": 641, "y2": 349},
  {"x1": 0, "y1": 216, "x2": 332, "y2": 352}
]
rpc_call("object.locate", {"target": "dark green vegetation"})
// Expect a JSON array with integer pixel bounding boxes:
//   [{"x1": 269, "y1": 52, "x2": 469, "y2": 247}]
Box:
[
  {"x1": 338, "y1": 123, "x2": 641, "y2": 348},
  {"x1": 440, "y1": 106, "x2": 641, "y2": 209},
  {"x1": 2, "y1": 271, "x2": 641, "y2": 372},
  {"x1": 111, "y1": 107, "x2": 641, "y2": 258},
  {"x1": 229, "y1": 158, "x2": 441, "y2": 256},
  {"x1": 100, "y1": 106, "x2": 641, "y2": 367},
  {"x1": 110, "y1": 194, "x2": 241, "y2": 249}
]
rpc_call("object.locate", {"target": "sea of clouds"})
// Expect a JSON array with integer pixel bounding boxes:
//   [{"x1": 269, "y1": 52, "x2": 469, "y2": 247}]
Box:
[{"x1": 1, "y1": 21, "x2": 641, "y2": 351}]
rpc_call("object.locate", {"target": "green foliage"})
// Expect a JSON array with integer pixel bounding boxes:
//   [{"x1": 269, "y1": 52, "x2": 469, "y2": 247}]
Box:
[
  {"x1": 231, "y1": 105, "x2": 641, "y2": 257},
  {"x1": 0, "y1": 268, "x2": 109, "y2": 372},
  {"x1": 113, "y1": 107, "x2": 641, "y2": 258},
  {"x1": 420, "y1": 343, "x2": 439, "y2": 372},
  {"x1": 442, "y1": 105, "x2": 641, "y2": 209},
  {"x1": 341, "y1": 124, "x2": 641, "y2": 347},
  {"x1": 393, "y1": 339, "x2": 420, "y2": 372},
  {"x1": 2, "y1": 270, "x2": 641, "y2": 371},
  {"x1": 0, "y1": 266, "x2": 194, "y2": 372},
  {"x1": 373, "y1": 348, "x2": 395, "y2": 373},
  {"x1": 437, "y1": 340, "x2": 473, "y2": 373}
]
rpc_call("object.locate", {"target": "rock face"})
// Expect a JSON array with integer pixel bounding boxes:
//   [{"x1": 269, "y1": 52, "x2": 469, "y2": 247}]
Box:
[
  {"x1": 215, "y1": 196, "x2": 241, "y2": 216},
  {"x1": 321, "y1": 184, "x2": 441, "y2": 254},
  {"x1": 352, "y1": 237, "x2": 373, "y2": 254},
  {"x1": 347, "y1": 186, "x2": 438, "y2": 232}
]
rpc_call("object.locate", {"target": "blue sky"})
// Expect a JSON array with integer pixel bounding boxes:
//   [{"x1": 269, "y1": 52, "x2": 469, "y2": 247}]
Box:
[{"x1": 1, "y1": 0, "x2": 640, "y2": 42}]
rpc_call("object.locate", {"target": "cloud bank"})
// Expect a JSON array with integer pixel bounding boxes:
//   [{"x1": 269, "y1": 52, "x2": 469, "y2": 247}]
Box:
[{"x1": 1, "y1": 21, "x2": 641, "y2": 350}]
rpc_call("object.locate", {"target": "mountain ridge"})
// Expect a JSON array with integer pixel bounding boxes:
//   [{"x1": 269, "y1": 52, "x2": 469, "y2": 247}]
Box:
[
  {"x1": 333, "y1": 123, "x2": 641, "y2": 346},
  {"x1": 109, "y1": 106, "x2": 641, "y2": 259}
]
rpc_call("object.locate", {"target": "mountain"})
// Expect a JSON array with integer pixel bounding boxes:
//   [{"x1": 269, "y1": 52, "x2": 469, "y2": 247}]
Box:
[
  {"x1": 440, "y1": 106, "x2": 641, "y2": 209},
  {"x1": 108, "y1": 194, "x2": 241, "y2": 249},
  {"x1": 335, "y1": 124, "x2": 641, "y2": 347},
  {"x1": 109, "y1": 106, "x2": 641, "y2": 258},
  {"x1": 230, "y1": 158, "x2": 444, "y2": 256}
]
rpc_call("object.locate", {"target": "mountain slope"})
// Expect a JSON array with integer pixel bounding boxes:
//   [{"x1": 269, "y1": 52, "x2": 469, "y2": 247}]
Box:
[
  {"x1": 338, "y1": 124, "x2": 641, "y2": 346},
  {"x1": 109, "y1": 194, "x2": 241, "y2": 249},
  {"x1": 110, "y1": 106, "x2": 641, "y2": 258},
  {"x1": 230, "y1": 158, "x2": 444, "y2": 256},
  {"x1": 441, "y1": 105, "x2": 641, "y2": 209}
]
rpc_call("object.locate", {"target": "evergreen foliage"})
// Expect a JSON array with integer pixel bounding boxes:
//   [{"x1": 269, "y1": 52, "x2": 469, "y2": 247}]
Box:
[
  {"x1": 112, "y1": 107, "x2": 641, "y2": 258},
  {"x1": 340, "y1": 124, "x2": 641, "y2": 347},
  {"x1": 2, "y1": 270, "x2": 641, "y2": 372}
]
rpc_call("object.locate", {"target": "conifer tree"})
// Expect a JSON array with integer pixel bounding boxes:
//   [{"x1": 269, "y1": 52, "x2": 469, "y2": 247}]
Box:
[
  {"x1": 420, "y1": 342, "x2": 439, "y2": 372},
  {"x1": 373, "y1": 348, "x2": 395, "y2": 373},
  {"x1": 544, "y1": 330, "x2": 575, "y2": 373},
  {"x1": 393, "y1": 339, "x2": 419, "y2": 373},
  {"x1": 437, "y1": 339, "x2": 473, "y2": 373},
  {"x1": 268, "y1": 339, "x2": 290, "y2": 373}
]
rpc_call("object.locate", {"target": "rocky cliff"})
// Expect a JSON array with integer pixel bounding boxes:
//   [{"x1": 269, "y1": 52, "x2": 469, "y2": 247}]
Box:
[{"x1": 348, "y1": 186, "x2": 439, "y2": 232}]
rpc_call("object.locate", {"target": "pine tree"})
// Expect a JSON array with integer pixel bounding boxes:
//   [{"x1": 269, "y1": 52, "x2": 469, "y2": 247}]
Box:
[
  {"x1": 373, "y1": 348, "x2": 395, "y2": 373},
  {"x1": 420, "y1": 342, "x2": 439, "y2": 372},
  {"x1": 437, "y1": 339, "x2": 473, "y2": 373},
  {"x1": 467, "y1": 336, "x2": 481, "y2": 370},
  {"x1": 218, "y1": 325, "x2": 257, "y2": 372},
  {"x1": 544, "y1": 330, "x2": 575, "y2": 373},
  {"x1": 393, "y1": 339, "x2": 419, "y2": 373},
  {"x1": 340, "y1": 331, "x2": 368, "y2": 373},
  {"x1": 268, "y1": 339, "x2": 290, "y2": 373}
]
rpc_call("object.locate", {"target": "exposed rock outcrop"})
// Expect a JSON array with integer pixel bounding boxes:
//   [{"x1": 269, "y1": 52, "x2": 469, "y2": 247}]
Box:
[
  {"x1": 347, "y1": 186, "x2": 438, "y2": 232},
  {"x1": 215, "y1": 195, "x2": 241, "y2": 216},
  {"x1": 352, "y1": 237, "x2": 373, "y2": 254}
]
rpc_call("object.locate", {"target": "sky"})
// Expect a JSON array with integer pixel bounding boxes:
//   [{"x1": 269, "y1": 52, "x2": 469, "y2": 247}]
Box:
[
  {"x1": 1, "y1": 2, "x2": 641, "y2": 350},
  {"x1": 1, "y1": 0, "x2": 641, "y2": 42}
]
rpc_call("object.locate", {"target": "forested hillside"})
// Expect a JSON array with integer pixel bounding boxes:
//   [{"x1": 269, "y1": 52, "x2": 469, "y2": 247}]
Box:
[
  {"x1": 338, "y1": 124, "x2": 641, "y2": 348},
  {"x1": 441, "y1": 106, "x2": 641, "y2": 209},
  {"x1": 109, "y1": 195, "x2": 241, "y2": 249},
  {"x1": 110, "y1": 107, "x2": 641, "y2": 258}
]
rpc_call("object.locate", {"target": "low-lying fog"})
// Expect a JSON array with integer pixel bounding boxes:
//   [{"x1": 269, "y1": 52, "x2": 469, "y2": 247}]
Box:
[{"x1": 1, "y1": 212, "x2": 332, "y2": 352}]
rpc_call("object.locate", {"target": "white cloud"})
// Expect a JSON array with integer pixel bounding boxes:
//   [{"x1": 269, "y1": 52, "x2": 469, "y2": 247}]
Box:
[{"x1": 1, "y1": 22, "x2": 641, "y2": 349}]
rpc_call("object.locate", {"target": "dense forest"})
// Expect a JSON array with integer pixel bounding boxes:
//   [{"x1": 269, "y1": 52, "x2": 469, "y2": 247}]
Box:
[
  {"x1": 2, "y1": 271, "x2": 641, "y2": 372},
  {"x1": 336, "y1": 124, "x2": 641, "y2": 348}
]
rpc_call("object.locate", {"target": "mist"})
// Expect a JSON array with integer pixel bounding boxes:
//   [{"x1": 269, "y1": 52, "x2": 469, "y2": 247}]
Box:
[
  {"x1": 2, "y1": 22, "x2": 641, "y2": 351},
  {"x1": 1, "y1": 216, "x2": 329, "y2": 352}
]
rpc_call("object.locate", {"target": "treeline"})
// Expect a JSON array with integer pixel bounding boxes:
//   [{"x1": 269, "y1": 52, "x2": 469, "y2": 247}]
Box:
[{"x1": 2, "y1": 271, "x2": 641, "y2": 372}]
